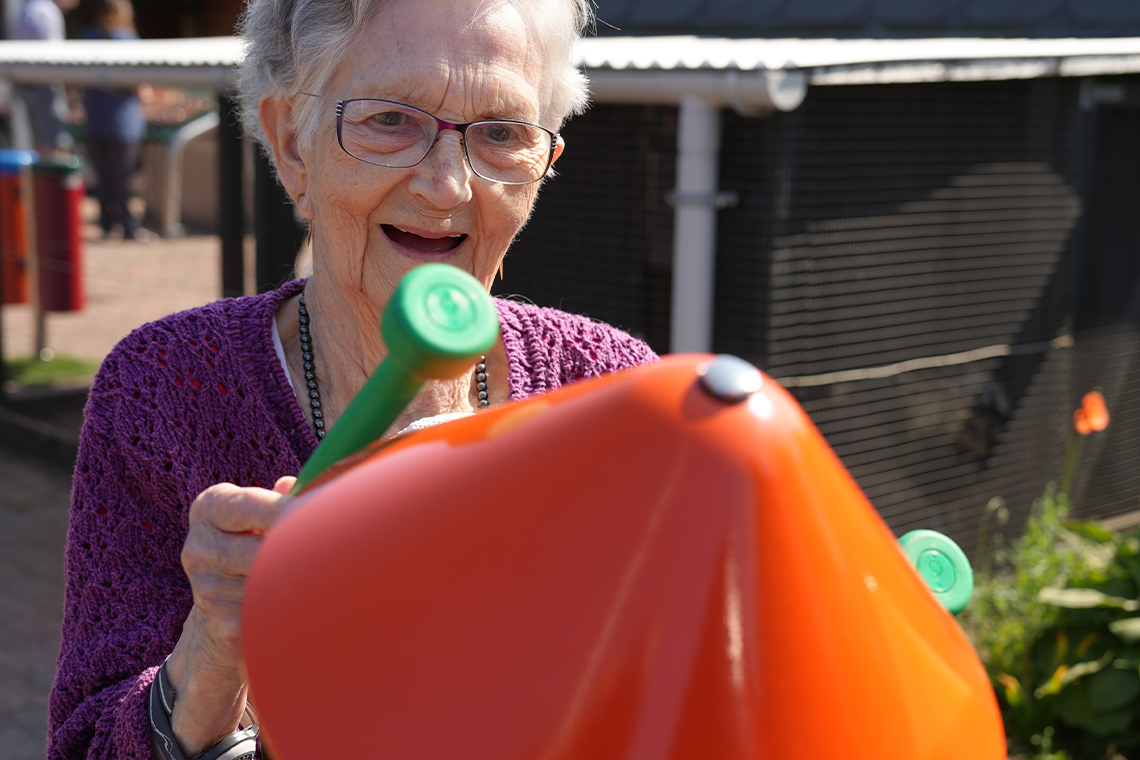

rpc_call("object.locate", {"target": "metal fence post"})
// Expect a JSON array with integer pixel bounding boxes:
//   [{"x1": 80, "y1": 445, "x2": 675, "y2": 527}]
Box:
[
  {"x1": 254, "y1": 147, "x2": 305, "y2": 294},
  {"x1": 218, "y1": 94, "x2": 244, "y2": 298}
]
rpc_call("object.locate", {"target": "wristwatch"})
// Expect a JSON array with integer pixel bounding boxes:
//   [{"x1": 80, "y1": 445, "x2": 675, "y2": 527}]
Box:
[{"x1": 148, "y1": 657, "x2": 260, "y2": 760}]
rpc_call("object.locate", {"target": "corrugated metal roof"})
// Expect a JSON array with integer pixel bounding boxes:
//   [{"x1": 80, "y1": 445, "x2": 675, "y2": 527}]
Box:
[
  {"x1": 0, "y1": 34, "x2": 1134, "y2": 72},
  {"x1": 0, "y1": 36, "x2": 243, "y2": 67},
  {"x1": 577, "y1": 35, "x2": 1140, "y2": 70},
  {"x1": 0, "y1": 37, "x2": 244, "y2": 88},
  {"x1": 0, "y1": 35, "x2": 1138, "y2": 89}
]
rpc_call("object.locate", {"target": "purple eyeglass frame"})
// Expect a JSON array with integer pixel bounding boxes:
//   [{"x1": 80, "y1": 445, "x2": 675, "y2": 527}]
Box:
[{"x1": 299, "y1": 93, "x2": 560, "y2": 185}]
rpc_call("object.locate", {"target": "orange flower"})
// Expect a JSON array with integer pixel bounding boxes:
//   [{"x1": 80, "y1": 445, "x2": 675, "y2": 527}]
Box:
[{"x1": 1074, "y1": 391, "x2": 1109, "y2": 435}]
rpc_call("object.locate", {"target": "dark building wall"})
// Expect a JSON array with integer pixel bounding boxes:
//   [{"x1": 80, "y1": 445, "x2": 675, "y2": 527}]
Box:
[
  {"x1": 68, "y1": 0, "x2": 241, "y2": 39},
  {"x1": 131, "y1": 0, "x2": 205, "y2": 38},
  {"x1": 504, "y1": 76, "x2": 1140, "y2": 556},
  {"x1": 717, "y1": 79, "x2": 1088, "y2": 548},
  {"x1": 592, "y1": 0, "x2": 1140, "y2": 38},
  {"x1": 493, "y1": 105, "x2": 677, "y2": 353}
]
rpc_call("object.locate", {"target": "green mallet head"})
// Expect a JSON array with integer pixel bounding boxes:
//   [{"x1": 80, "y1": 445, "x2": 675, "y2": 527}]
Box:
[
  {"x1": 290, "y1": 264, "x2": 499, "y2": 495},
  {"x1": 382, "y1": 264, "x2": 501, "y2": 379},
  {"x1": 898, "y1": 529, "x2": 974, "y2": 616}
]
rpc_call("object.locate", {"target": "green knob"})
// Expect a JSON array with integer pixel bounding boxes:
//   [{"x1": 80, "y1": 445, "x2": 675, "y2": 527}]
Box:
[
  {"x1": 292, "y1": 264, "x2": 499, "y2": 494},
  {"x1": 382, "y1": 264, "x2": 501, "y2": 379},
  {"x1": 898, "y1": 530, "x2": 973, "y2": 616}
]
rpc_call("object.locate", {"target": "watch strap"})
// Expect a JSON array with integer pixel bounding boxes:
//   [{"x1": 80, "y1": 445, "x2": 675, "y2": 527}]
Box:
[{"x1": 148, "y1": 657, "x2": 260, "y2": 760}]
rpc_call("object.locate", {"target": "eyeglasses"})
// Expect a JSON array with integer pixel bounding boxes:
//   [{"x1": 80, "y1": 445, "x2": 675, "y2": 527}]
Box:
[{"x1": 300, "y1": 94, "x2": 560, "y2": 185}]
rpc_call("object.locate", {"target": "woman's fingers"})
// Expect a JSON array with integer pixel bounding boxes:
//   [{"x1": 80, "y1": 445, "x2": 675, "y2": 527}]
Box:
[
  {"x1": 188, "y1": 482, "x2": 288, "y2": 534},
  {"x1": 180, "y1": 482, "x2": 292, "y2": 667},
  {"x1": 183, "y1": 483, "x2": 288, "y2": 583},
  {"x1": 182, "y1": 532, "x2": 263, "y2": 582},
  {"x1": 272, "y1": 475, "x2": 297, "y2": 495}
]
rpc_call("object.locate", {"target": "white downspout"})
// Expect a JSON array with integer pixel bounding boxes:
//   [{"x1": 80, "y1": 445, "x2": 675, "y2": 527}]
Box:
[
  {"x1": 587, "y1": 69, "x2": 807, "y2": 355},
  {"x1": 670, "y1": 95, "x2": 722, "y2": 354}
]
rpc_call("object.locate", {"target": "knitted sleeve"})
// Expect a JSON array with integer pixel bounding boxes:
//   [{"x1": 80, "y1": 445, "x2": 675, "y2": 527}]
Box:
[
  {"x1": 494, "y1": 299, "x2": 659, "y2": 399},
  {"x1": 47, "y1": 343, "x2": 193, "y2": 759},
  {"x1": 47, "y1": 294, "x2": 303, "y2": 759}
]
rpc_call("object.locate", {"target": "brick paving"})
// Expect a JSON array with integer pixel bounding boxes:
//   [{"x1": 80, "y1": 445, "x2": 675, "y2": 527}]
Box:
[
  {"x1": 2, "y1": 201, "x2": 223, "y2": 367},
  {"x1": 0, "y1": 450, "x2": 72, "y2": 760},
  {"x1": 0, "y1": 201, "x2": 231, "y2": 759}
]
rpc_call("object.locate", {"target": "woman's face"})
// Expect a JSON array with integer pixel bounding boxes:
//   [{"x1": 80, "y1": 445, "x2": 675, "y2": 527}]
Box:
[{"x1": 293, "y1": 0, "x2": 552, "y2": 304}]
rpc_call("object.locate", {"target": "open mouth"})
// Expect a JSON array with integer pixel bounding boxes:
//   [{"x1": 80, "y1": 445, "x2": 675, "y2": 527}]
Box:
[{"x1": 382, "y1": 224, "x2": 467, "y2": 254}]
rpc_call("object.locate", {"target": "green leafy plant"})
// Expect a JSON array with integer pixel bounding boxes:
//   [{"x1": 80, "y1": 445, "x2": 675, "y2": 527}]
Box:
[
  {"x1": 961, "y1": 391, "x2": 1140, "y2": 760},
  {"x1": 1003, "y1": 525, "x2": 1140, "y2": 759}
]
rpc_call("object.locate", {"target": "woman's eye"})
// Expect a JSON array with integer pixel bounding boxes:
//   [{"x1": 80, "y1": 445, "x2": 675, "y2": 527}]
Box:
[
  {"x1": 371, "y1": 111, "x2": 405, "y2": 127},
  {"x1": 486, "y1": 124, "x2": 516, "y2": 144}
]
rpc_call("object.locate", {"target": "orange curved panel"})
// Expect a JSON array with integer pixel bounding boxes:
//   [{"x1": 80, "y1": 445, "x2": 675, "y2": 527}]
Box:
[{"x1": 244, "y1": 355, "x2": 1004, "y2": 759}]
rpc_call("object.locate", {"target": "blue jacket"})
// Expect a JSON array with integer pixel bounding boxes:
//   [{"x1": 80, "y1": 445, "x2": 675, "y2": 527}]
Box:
[{"x1": 82, "y1": 26, "x2": 145, "y2": 143}]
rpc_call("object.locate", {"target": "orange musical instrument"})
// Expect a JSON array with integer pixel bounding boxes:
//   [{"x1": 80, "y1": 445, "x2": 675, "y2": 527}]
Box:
[{"x1": 244, "y1": 353, "x2": 1004, "y2": 759}]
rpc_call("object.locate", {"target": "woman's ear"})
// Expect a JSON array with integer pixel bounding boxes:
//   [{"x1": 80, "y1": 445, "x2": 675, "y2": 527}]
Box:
[
  {"x1": 259, "y1": 95, "x2": 313, "y2": 220},
  {"x1": 551, "y1": 134, "x2": 566, "y2": 165}
]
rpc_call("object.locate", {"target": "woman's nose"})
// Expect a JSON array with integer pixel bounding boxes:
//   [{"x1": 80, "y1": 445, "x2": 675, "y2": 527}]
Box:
[{"x1": 409, "y1": 131, "x2": 474, "y2": 208}]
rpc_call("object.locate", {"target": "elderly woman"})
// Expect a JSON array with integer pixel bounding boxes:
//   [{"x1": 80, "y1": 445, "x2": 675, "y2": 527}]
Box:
[{"x1": 47, "y1": 0, "x2": 656, "y2": 756}]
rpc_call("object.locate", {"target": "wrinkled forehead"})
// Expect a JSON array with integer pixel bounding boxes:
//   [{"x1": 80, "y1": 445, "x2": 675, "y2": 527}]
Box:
[{"x1": 340, "y1": 0, "x2": 547, "y2": 123}]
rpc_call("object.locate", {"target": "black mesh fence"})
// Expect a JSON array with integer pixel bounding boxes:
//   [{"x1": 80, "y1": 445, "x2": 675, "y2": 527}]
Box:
[
  {"x1": 500, "y1": 76, "x2": 1140, "y2": 557},
  {"x1": 493, "y1": 104, "x2": 677, "y2": 352}
]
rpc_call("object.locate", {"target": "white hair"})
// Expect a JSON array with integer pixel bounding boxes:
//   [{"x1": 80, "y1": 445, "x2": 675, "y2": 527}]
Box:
[{"x1": 236, "y1": 0, "x2": 593, "y2": 167}]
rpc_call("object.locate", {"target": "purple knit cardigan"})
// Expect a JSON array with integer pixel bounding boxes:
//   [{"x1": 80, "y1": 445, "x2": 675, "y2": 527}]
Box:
[{"x1": 48, "y1": 279, "x2": 657, "y2": 759}]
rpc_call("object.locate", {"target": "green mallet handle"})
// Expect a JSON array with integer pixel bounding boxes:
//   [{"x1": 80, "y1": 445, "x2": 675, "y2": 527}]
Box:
[{"x1": 291, "y1": 264, "x2": 500, "y2": 494}]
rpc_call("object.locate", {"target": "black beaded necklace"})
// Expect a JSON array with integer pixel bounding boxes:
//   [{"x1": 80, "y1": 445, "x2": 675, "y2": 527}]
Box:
[
  {"x1": 298, "y1": 290, "x2": 488, "y2": 441},
  {"x1": 297, "y1": 291, "x2": 325, "y2": 440}
]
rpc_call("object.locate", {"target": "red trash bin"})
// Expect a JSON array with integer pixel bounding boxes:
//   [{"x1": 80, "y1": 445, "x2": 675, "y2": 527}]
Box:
[
  {"x1": 33, "y1": 155, "x2": 85, "y2": 312},
  {"x1": 0, "y1": 149, "x2": 37, "y2": 304}
]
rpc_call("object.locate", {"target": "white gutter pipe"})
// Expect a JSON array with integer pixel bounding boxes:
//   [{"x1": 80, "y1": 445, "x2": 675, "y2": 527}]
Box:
[
  {"x1": 587, "y1": 69, "x2": 807, "y2": 354},
  {"x1": 587, "y1": 69, "x2": 808, "y2": 113},
  {"x1": 670, "y1": 95, "x2": 722, "y2": 354}
]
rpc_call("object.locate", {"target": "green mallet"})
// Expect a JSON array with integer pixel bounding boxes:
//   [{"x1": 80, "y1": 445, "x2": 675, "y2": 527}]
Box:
[
  {"x1": 898, "y1": 529, "x2": 974, "y2": 616},
  {"x1": 291, "y1": 264, "x2": 500, "y2": 494}
]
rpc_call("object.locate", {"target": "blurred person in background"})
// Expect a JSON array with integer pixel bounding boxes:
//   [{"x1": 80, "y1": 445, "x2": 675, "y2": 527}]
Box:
[
  {"x1": 46, "y1": 0, "x2": 657, "y2": 757},
  {"x1": 82, "y1": 0, "x2": 147, "y2": 240},
  {"x1": 10, "y1": 0, "x2": 78, "y2": 156}
]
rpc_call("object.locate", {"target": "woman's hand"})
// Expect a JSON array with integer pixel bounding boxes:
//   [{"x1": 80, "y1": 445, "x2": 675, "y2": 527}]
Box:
[{"x1": 164, "y1": 476, "x2": 296, "y2": 757}]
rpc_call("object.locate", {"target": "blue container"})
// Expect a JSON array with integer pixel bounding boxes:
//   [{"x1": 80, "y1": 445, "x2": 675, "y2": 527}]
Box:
[{"x1": 0, "y1": 149, "x2": 38, "y2": 178}]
